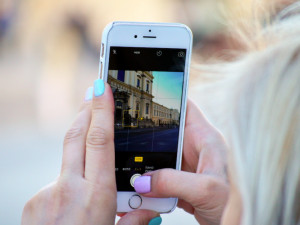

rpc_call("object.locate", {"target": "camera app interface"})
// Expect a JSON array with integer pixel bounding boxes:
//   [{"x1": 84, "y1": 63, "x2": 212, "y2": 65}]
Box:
[{"x1": 108, "y1": 47, "x2": 186, "y2": 191}]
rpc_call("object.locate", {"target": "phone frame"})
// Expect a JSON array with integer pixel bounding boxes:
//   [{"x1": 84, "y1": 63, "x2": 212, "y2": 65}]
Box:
[{"x1": 99, "y1": 21, "x2": 192, "y2": 213}]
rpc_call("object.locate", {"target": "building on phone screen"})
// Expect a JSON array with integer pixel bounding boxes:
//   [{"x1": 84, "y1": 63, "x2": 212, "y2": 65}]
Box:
[{"x1": 108, "y1": 70, "x2": 180, "y2": 129}]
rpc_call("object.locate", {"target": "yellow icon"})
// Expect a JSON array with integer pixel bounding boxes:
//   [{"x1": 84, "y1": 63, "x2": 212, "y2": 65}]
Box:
[{"x1": 134, "y1": 156, "x2": 143, "y2": 162}]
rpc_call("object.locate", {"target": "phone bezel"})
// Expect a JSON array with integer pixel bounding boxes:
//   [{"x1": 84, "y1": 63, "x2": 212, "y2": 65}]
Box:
[{"x1": 99, "y1": 21, "x2": 192, "y2": 213}]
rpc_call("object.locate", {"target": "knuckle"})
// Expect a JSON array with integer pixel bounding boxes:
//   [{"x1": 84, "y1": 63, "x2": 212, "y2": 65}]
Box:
[
  {"x1": 154, "y1": 169, "x2": 170, "y2": 194},
  {"x1": 57, "y1": 178, "x2": 73, "y2": 195},
  {"x1": 93, "y1": 101, "x2": 114, "y2": 114},
  {"x1": 200, "y1": 177, "x2": 223, "y2": 200},
  {"x1": 202, "y1": 179, "x2": 215, "y2": 195},
  {"x1": 56, "y1": 179, "x2": 79, "y2": 205},
  {"x1": 87, "y1": 126, "x2": 112, "y2": 148},
  {"x1": 23, "y1": 198, "x2": 35, "y2": 214},
  {"x1": 209, "y1": 129, "x2": 226, "y2": 146},
  {"x1": 92, "y1": 104, "x2": 105, "y2": 112},
  {"x1": 64, "y1": 126, "x2": 84, "y2": 145}
]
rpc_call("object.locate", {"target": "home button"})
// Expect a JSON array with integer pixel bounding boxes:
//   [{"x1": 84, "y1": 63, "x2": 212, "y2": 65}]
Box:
[{"x1": 128, "y1": 194, "x2": 142, "y2": 209}]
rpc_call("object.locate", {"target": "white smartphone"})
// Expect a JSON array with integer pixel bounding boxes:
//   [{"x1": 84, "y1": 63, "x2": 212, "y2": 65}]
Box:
[{"x1": 99, "y1": 21, "x2": 192, "y2": 213}]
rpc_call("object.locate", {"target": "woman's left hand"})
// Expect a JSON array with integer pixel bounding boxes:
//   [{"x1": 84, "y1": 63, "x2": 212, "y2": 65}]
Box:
[{"x1": 22, "y1": 80, "x2": 159, "y2": 225}]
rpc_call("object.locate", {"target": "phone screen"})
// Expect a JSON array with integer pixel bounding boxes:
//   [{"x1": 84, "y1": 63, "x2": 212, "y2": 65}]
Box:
[{"x1": 108, "y1": 47, "x2": 186, "y2": 191}]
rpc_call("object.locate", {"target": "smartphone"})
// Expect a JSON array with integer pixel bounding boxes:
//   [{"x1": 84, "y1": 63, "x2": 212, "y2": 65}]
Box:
[{"x1": 99, "y1": 21, "x2": 192, "y2": 213}]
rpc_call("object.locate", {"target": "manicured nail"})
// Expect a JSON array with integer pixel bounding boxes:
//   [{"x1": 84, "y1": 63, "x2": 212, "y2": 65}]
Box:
[
  {"x1": 85, "y1": 87, "x2": 93, "y2": 101},
  {"x1": 148, "y1": 216, "x2": 162, "y2": 225},
  {"x1": 94, "y1": 79, "x2": 105, "y2": 97},
  {"x1": 134, "y1": 176, "x2": 151, "y2": 193}
]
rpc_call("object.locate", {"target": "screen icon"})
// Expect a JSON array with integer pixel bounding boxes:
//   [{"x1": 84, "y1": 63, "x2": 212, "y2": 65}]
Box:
[
  {"x1": 156, "y1": 50, "x2": 162, "y2": 56},
  {"x1": 134, "y1": 156, "x2": 143, "y2": 162},
  {"x1": 130, "y1": 174, "x2": 141, "y2": 187},
  {"x1": 178, "y1": 51, "x2": 184, "y2": 57}
]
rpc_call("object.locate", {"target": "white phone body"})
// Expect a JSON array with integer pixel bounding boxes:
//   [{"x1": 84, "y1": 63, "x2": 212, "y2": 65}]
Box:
[{"x1": 99, "y1": 21, "x2": 192, "y2": 213}]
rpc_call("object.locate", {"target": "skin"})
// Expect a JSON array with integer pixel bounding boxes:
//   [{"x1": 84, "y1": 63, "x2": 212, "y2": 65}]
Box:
[
  {"x1": 221, "y1": 153, "x2": 242, "y2": 225},
  {"x1": 22, "y1": 83, "x2": 235, "y2": 225},
  {"x1": 221, "y1": 180, "x2": 242, "y2": 225},
  {"x1": 132, "y1": 100, "x2": 230, "y2": 225},
  {"x1": 21, "y1": 84, "x2": 158, "y2": 225}
]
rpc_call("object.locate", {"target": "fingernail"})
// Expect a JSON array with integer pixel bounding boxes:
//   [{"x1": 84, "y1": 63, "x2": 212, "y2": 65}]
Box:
[
  {"x1": 134, "y1": 176, "x2": 151, "y2": 193},
  {"x1": 85, "y1": 87, "x2": 93, "y2": 101},
  {"x1": 148, "y1": 216, "x2": 162, "y2": 225},
  {"x1": 94, "y1": 79, "x2": 105, "y2": 97}
]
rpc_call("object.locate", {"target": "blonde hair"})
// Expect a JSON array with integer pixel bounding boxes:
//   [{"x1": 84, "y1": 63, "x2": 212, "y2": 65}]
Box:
[
  {"x1": 229, "y1": 36, "x2": 300, "y2": 225},
  {"x1": 191, "y1": 2, "x2": 300, "y2": 225}
]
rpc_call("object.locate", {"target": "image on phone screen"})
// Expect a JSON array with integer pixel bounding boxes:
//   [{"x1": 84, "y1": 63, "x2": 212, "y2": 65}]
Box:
[{"x1": 108, "y1": 47, "x2": 186, "y2": 191}]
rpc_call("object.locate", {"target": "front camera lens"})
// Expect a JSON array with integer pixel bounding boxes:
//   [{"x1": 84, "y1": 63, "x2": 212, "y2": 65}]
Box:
[{"x1": 134, "y1": 35, "x2": 137, "y2": 38}]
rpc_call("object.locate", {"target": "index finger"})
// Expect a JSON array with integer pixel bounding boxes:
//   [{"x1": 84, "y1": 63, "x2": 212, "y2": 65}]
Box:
[
  {"x1": 183, "y1": 99, "x2": 228, "y2": 177},
  {"x1": 84, "y1": 79, "x2": 115, "y2": 186}
]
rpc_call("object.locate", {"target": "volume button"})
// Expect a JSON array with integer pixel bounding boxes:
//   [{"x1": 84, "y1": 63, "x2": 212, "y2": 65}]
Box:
[
  {"x1": 99, "y1": 61, "x2": 103, "y2": 79},
  {"x1": 101, "y1": 43, "x2": 104, "y2": 58}
]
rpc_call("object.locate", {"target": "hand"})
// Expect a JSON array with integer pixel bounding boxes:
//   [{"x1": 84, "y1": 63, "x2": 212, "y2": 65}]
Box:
[
  {"x1": 22, "y1": 80, "x2": 161, "y2": 225},
  {"x1": 22, "y1": 81, "x2": 117, "y2": 225},
  {"x1": 134, "y1": 100, "x2": 229, "y2": 225}
]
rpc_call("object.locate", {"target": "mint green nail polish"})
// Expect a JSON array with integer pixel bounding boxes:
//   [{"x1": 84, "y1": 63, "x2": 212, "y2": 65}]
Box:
[
  {"x1": 85, "y1": 87, "x2": 93, "y2": 101},
  {"x1": 148, "y1": 216, "x2": 162, "y2": 225},
  {"x1": 94, "y1": 79, "x2": 105, "y2": 97}
]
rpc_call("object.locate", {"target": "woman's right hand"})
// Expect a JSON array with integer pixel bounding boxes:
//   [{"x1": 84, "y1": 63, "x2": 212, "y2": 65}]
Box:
[{"x1": 134, "y1": 100, "x2": 229, "y2": 225}]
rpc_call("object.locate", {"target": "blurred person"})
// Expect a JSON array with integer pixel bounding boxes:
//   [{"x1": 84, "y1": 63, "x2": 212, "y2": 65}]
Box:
[
  {"x1": 21, "y1": 2, "x2": 300, "y2": 225},
  {"x1": 0, "y1": 0, "x2": 15, "y2": 45}
]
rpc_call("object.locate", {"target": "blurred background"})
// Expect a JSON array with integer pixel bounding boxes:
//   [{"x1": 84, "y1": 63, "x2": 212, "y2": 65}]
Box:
[{"x1": 0, "y1": 0, "x2": 293, "y2": 224}]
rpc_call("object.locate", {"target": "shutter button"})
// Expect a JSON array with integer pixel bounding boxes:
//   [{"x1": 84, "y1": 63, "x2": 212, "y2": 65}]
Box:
[{"x1": 130, "y1": 173, "x2": 141, "y2": 187}]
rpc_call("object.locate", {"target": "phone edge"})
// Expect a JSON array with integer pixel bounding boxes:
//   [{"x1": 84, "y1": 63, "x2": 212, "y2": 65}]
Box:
[{"x1": 99, "y1": 21, "x2": 193, "y2": 214}]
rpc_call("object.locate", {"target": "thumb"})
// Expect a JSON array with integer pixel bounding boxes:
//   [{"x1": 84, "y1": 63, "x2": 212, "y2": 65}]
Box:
[
  {"x1": 134, "y1": 169, "x2": 227, "y2": 207},
  {"x1": 117, "y1": 210, "x2": 161, "y2": 225}
]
